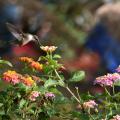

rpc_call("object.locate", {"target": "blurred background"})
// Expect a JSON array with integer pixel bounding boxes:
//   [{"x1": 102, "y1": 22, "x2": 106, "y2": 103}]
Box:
[{"x1": 0, "y1": 0, "x2": 120, "y2": 92}]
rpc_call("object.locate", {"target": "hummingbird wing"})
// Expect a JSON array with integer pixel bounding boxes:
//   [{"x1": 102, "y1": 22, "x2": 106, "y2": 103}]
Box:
[
  {"x1": 6, "y1": 23, "x2": 42, "y2": 46},
  {"x1": 6, "y1": 23, "x2": 24, "y2": 41}
]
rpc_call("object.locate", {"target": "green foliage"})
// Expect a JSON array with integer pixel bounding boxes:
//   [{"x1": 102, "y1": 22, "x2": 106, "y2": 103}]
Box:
[
  {"x1": 0, "y1": 59, "x2": 13, "y2": 67},
  {"x1": 44, "y1": 78, "x2": 58, "y2": 88},
  {"x1": 69, "y1": 71, "x2": 85, "y2": 82}
]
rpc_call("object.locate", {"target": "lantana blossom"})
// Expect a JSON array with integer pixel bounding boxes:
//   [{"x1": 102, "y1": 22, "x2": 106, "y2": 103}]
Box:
[
  {"x1": 40, "y1": 46, "x2": 57, "y2": 53},
  {"x1": 3, "y1": 70, "x2": 20, "y2": 85},
  {"x1": 19, "y1": 57, "x2": 43, "y2": 71},
  {"x1": 29, "y1": 91, "x2": 40, "y2": 101},
  {"x1": 45, "y1": 92, "x2": 55, "y2": 99},
  {"x1": 110, "y1": 115, "x2": 120, "y2": 120},
  {"x1": 21, "y1": 76, "x2": 35, "y2": 86},
  {"x1": 19, "y1": 57, "x2": 33, "y2": 63},
  {"x1": 30, "y1": 61, "x2": 43, "y2": 71},
  {"x1": 116, "y1": 65, "x2": 120, "y2": 73},
  {"x1": 83, "y1": 100, "x2": 98, "y2": 109},
  {"x1": 94, "y1": 73, "x2": 120, "y2": 86}
]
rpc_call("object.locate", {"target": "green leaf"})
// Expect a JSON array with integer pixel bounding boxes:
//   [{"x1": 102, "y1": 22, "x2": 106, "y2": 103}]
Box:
[
  {"x1": 19, "y1": 99, "x2": 26, "y2": 109},
  {"x1": 49, "y1": 88, "x2": 62, "y2": 95},
  {"x1": 69, "y1": 71, "x2": 85, "y2": 82},
  {"x1": 0, "y1": 110, "x2": 5, "y2": 115},
  {"x1": 0, "y1": 103, "x2": 3, "y2": 107},
  {"x1": 0, "y1": 60, "x2": 13, "y2": 67},
  {"x1": 53, "y1": 54, "x2": 61, "y2": 59},
  {"x1": 43, "y1": 65, "x2": 53, "y2": 74},
  {"x1": 38, "y1": 56, "x2": 47, "y2": 61},
  {"x1": 58, "y1": 80, "x2": 65, "y2": 87},
  {"x1": 44, "y1": 79, "x2": 58, "y2": 88}
]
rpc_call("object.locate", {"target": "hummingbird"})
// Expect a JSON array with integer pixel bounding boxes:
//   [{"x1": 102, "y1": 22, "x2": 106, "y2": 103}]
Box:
[{"x1": 6, "y1": 22, "x2": 51, "y2": 46}]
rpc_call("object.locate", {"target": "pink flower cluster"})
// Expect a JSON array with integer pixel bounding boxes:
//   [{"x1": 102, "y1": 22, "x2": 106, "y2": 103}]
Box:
[
  {"x1": 3, "y1": 70, "x2": 20, "y2": 85},
  {"x1": 45, "y1": 92, "x2": 55, "y2": 99},
  {"x1": 110, "y1": 115, "x2": 120, "y2": 120},
  {"x1": 83, "y1": 100, "x2": 98, "y2": 109},
  {"x1": 29, "y1": 91, "x2": 40, "y2": 101},
  {"x1": 116, "y1": 65, "x2": 120, "y2": 73},
  {"x1": 94, "y1": 73, "x2": 120, "y2": 86}
]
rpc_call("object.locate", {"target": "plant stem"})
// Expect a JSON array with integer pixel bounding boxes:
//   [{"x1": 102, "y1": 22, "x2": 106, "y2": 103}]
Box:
[
  {"x1": 112, "y1": 84, "x2": 115, "y2": 95},
  {"x1": 66, "y1": 86, "x2": 81, "y2": 104},
  {"x1": 104, "y1": 87, "x2": 111, "y2": 97},
  {"x1": 54, "y1": 69, "x2": 81, "y2": 104},
  {"x1": 75, "y1": 87, "x2": 82, "y2": 102},
  {"x1": 88, "y1": 110, "x2": 95, "y2": 120},
  {"x1": 89, "y1": 114, "x2": 95, "y2": 120},
  {"x1": 54, "y1": 69, "x2": 62, "y2": 81}
]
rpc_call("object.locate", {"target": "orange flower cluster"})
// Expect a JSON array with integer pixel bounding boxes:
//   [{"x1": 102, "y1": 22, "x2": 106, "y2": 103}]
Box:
[
  {"x1": 19, "y1": 57, "x2": 43, "y2": 71},
  {"x1": 3, "y1": 70, "x2": 35, "y2": 86},
  {"x1": 21, "y1": 76, "x2": 35, "y2": 86},
  {"x1": 30, "y1": 61, "x2": 43, "y2": 71},
  {"x1": 19, "y1": 57, "x2": 33, "y2": 63}
]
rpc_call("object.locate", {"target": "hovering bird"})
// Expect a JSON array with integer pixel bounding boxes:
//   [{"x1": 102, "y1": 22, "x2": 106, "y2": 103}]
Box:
[
  {"x1": 6, "y1": 22, "x2": 51, "y2": 46},
  {"x1": 6, "y1": 23, "x2": 41, "y2": 46}
]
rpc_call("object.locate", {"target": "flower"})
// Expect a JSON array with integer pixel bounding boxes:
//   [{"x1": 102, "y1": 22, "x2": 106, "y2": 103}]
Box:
[
  {"x1": 21, "y1": 76, "x2": 35, "y2": 86},
  {"x1": 83, "y1": 100, "x2": 98, "y2": 109},
  {"x1": 45, "y1": 92, "x2": 55, "y2": 99},
  {"x1": 20, "y1": 57, "x2": 43, "y2": 71},
  {"x1": 30, "y1": 61, "x2": 43, "y2": 71},
  {"x1": 19, "y1": 57, "x2": 33, "y2": 63},
  {"x1": 110, "y1": 115, "x2": 120, "y2": 120},
  {"x1": 29, "y1": 91, "x2": 40, "y2": 101},
  {"x1": 40, "y1": 46, "x2": 57, "y2": 53},
  {"x1": 116, "y1": 65, "x2": 120, "y2": 73},
  {"x1": 3, "y1": 70, "x2": 20, "y2": 85},
  {"x1": 94, "y1": 73, "x2": 120, "y2": 86}
]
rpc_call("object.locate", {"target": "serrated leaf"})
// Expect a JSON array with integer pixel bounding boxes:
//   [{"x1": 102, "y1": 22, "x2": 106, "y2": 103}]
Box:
[
  {"x1": 70, "y1": 71, "x2": 85, "y2": 82},
  {"x1": 0, "y1": 60, "x2": 13, "y2": 67}
]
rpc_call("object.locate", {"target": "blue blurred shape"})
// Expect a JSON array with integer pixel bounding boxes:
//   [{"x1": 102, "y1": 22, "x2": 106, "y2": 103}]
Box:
[{"x1": 86, "y1": 23, "x2": 120, "y2": 72}]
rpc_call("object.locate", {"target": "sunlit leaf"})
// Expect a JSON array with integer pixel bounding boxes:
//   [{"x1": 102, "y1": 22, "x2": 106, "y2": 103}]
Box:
[
  {"x1": 53, "y1": 54, "x2": 61, "y2": 59},
  {"x1": 69, "y1": 71, "x2": 85, "y2": 82},
  {"x1": 0, "y1": 60, "x2": 13, "y2": 67},
  {"x1": 44, "y1": 79, "x2": 58, "y2": 88},
  {"x1": 19, "y1": 99, "x2": 26, "y2": 109}
]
